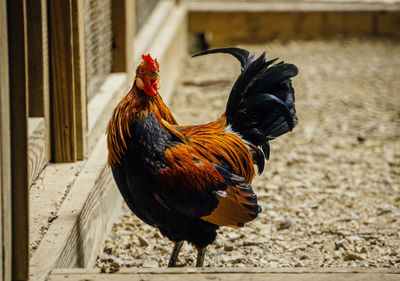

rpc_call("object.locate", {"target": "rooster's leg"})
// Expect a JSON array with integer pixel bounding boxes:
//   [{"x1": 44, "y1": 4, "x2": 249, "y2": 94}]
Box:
[
  {"x1": 195, "y1": 247, "x2": 206, "y2": 267},
  {"x1": 168, "y1": 241, "x2": 184, "y2": 267}
]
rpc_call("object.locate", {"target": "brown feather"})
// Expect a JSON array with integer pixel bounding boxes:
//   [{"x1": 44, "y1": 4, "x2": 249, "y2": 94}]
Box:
[
  {"x1": 106, "y1": 85, "x2": 176, "y2": 167},
  {"x1": 201, "y1": 186, "x2": 258, "y2": 227}
]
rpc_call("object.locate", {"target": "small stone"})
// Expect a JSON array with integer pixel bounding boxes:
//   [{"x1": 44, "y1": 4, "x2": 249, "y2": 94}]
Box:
[
  {"x1": 224, "y1": 243, "x2": 234, "y2": 251},
  {"x1": 294, "y1": 261, "x2": 304, "y2": 267},
  {"x1": 343, "y1": 252, "x2": 364, "y2": 261},
  {"x1": 269, "y1": 261, "x2": 279, "y2": 268},
  {"x1": 227, "y1": 233, "x2": 240, "y2": 240},
  {"x1": 48, "y1": 215, "x2": 58, "y2": 223},
  {"x1": 137, "y1": 235, "x2": 149, "y2": 247},
  {"x1": 335, "y1": 240, "x2": 349, "y2": 251},
  {"x1": 277, "y1": 218, "x2": 296, "y2": 230},
  {"x1": 279, "y1": 258, "x2": 289, "y2": 264},
  {"x1": 299, "y1": 254, "x2": 309, "y2": 260},
  {"x1": 349, "y1": 261, "x2": 357, "y2": 267},
  {"x1": 357, "y1": 246, "x2": 368, "y2": 254}
]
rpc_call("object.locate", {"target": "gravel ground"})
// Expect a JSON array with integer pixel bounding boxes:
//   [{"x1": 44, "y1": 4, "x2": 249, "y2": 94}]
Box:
[{"x1": 96, "y1": 39, "x2": 400, "y2": 271}]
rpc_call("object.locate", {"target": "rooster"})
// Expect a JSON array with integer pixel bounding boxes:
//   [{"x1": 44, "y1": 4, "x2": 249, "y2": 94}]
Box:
[{"x1": 107, "y1": 47, "x2": 298, "y2": 267}]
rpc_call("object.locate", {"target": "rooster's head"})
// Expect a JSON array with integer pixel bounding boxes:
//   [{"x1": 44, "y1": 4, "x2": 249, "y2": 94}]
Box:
[{"x1": 135, "y1": 54, "x2": 160, "y2": 96}]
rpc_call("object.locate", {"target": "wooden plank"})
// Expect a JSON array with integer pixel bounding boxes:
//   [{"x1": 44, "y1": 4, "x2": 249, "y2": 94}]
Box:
[
  {"x1": 0, "y1": 1, "x2": 12, "y2": 280},
  {"x1": 71, "y1": 0, "x2": 88, "y2": 160},
  {"x1": 147, "y1": 5, "x2": 187, "y2": 103},
  {"x1": 189, "y1": 10, "x2": 400, "y2": 46},
  {"x1": 26, "y1": 0, "x2": 51, "y2": 165},
  {"x1": 6, "y1": 0, "x2": 30, "y2": 279},
  {"x1": 46, "y1": 273, "x2": 400, "y2": 281},
  {"x1": 48, "y1": 0, "x2": 77, "y2": 162},
  {"x1": 376, "y1": 11, "x2": 400, "y2": 38},
  {"x1": 112, "y1": 0, "x2": 135, "y2": 77},
  {"x1": 28, "y1": 118, "x2": 47, "y2": 186},
  {"x1": 48, "y1": 268, "x2": 400, "y2": 281},
  {"x1": 51, "y1": 267, "x2": 400, "y2": 274},
  {"x1": 29, "y1": 137, "x2": 123, "y2": 281},
  {"x1": 134, "y1": 0, "x2": 175, "y2": 60},
  {"x1": 183, "y1": 1, "x2": 400, "y2": 12},
  {"x1": 55, "y1": 163, "x2": 122, "y2": 268},
  {"x1": 87, "y1": 73, "x2": 128, "y2": 152},
  {"x1": 30, "y1": 73, "x2": 129, "y2": 281},
  {"x1": 29, "y1": 161, "x2": 84, "y2": 259},
  {"x1": 26, "y1": 0, "x2": 49, "y2": 118}
]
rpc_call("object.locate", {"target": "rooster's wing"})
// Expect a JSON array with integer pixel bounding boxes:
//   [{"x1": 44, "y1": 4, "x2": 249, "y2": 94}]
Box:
[{"x1": 156, "y1": 141, "x2": 260, "y2": 227}]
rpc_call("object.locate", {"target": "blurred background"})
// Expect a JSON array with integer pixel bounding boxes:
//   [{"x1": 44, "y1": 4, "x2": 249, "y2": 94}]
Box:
[{"x1": 1, "y1": 0, "x2": 399, "y2": 280}]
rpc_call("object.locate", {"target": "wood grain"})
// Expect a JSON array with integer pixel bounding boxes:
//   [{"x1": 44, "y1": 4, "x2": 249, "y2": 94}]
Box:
[
  {"x1": 147, "y1": 5, "x2": 187, "y2": 103},
  {"x1": 183, "y1": 1, "x2": 400, "y2": 12},
  {"x1": 0, "y1": 1, "x2": 12, "y2": 280},
  {"x1": 26, "y1": 0, "x2": 49, "y2": 119},
  {"x1": 188, "y1": 2, "x2": 400, "y2": 45},
  {"x1": 28, "y1": 118, "x2": 47, "y2": 187},
  {"x1": 134, "y1": 0, "x2": 175, "y2": 61},
  {"x1": 7, "y1": 0, "x2": 30, "y2": 279},
  {"x1": 87, "y1": 73, "x2": 128, "y2": 153},
  {"x1": 71, "y1": 0, "x2": 88, "y2": 160},
  {"x1": 26, "y1": 0, "x2": 51, "y2": 168},
  {"x1": 112, "y1": 0, "x2": 135, "y2": 77},
  {"x1": 48, "y1": 268, "x2": 400, "y2": 281},
  {"x1": 48, "y1": 0, "x2": 77, "y2": 162},
  {"x1": 55, "y1": 163, "x2": 121, "y2": 268},
  {"x1": 29, "y1": 137, "x2": 123, "y2": 281}
]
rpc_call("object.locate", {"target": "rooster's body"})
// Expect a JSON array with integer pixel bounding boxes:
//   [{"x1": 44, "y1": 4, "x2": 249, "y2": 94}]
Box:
[{"x1": 107, "y1": 48, "x2": 298, "y2": 266}]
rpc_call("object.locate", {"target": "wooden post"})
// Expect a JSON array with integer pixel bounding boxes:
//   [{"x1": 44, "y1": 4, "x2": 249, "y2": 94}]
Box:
[
  {"x1": 71, "y1": 0, "x2": 88, "y2": 160},
  {"x1": 26, "y1": 0, "x2": 51, "y2": 163},
  {"x1": 7, "y1": 0, "x2": 30, "y2": 279},
  {"x1": 0, "y1": 1, "x2": 12, "y2": 280},
  {"x1": 48, "y1": 0, "x2": 77, "y2": 162},
  {"x1": 112, "y1": 0, "x2": 135, "y2": 78}
]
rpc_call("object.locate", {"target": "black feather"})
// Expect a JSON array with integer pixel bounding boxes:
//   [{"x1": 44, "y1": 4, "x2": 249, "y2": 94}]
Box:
[
  {"x1": 261, "y1": 142, "x2": 270, "y2": 160},
  {"x1": 192, "y1": 47, "x2": 250, "y2": 71},
  {"x1": 250, "y1": 146, "x2": 265, "y2": 174}
]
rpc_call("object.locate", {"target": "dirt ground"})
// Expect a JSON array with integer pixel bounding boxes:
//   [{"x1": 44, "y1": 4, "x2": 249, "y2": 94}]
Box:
[{"x1": 96, "y1": 39, "x2": 400, "y2": 271}]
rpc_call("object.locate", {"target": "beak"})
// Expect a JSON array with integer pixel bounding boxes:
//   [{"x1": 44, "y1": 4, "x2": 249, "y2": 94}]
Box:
[{"x1": 151, "y1": 71, "x2": 159, "y2": 78}]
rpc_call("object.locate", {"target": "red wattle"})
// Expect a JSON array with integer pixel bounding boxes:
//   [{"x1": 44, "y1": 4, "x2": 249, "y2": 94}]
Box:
[{"x1": 144, "y1": 84, "x2": 157, "y2": 96}]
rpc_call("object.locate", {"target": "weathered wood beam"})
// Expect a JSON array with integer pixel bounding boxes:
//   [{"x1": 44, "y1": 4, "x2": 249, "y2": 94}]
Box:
[
  {"x1": 30, "y1": 136, "x2": 123, "y2": 281},
  {"x1": 48, "y1": 267, "x2": 400, "y2": 281},
  {"x1": 0, "y1": 1, "x2": 12, "y2": 280},
  {"x1": 26, "y1": 0, "x2": 51, "y2": 181},
  {"x1": 112, "y1": 0, "x2": 135, "y2": 77},
  {"x1": 71, "y1": 0, "x2": 88, "y2": 160},
  {"x1": 48, "y1": 0, "x2": 77, "y2": 162},
  {"x1": 147, "y1": 5, "x2": 187, "y2": 104},
  {"x1": 187, "y1": 2, "x2": 400, "y2": 46},
  {"x1": 26, "y1": 0, "x2": 50, "y2": 119},
  {"x1": 7, "y1": 0, "x2": 30, "y2": 279}
]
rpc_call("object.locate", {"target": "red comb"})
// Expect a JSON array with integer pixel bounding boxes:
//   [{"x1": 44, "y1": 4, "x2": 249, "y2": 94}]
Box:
[{"x1": 142, "y1": 54, "x2": 158, "y2": 72}]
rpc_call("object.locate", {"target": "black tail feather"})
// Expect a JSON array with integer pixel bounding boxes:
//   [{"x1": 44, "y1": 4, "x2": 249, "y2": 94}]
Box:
[
  {"x1": 192, "y1": 47, "x2": 298, "y2": 172},
  {"x1": 261, "y1": 142, "x2": 270, "y2": 160},
  {"x1": 192, "y1": 47, "x2": 251, "y2": 71}
]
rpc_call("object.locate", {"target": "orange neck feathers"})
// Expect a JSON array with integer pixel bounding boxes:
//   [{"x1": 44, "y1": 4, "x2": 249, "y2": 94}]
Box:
[{"x1": 106, "y1": 85, "x2": 177, "y2": 167}]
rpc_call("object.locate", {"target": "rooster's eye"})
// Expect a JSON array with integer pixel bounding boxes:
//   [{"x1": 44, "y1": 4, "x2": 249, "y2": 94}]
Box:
[{"x1": 140, "y1": 69, "x2": 144, "y2": 74}]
